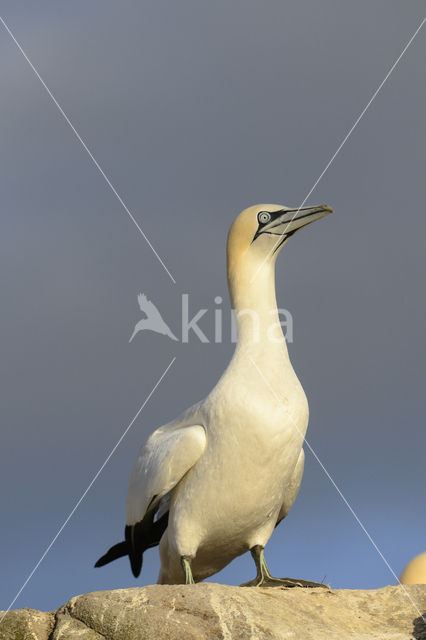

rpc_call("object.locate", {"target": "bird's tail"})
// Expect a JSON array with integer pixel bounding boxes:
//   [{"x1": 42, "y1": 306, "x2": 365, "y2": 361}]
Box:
[
  {"x1": 94, "y1": 541, "x2": 128, "y2": 568},
  {"x1": 94, "y1": 511, "x2": 169, "y2": 577}
]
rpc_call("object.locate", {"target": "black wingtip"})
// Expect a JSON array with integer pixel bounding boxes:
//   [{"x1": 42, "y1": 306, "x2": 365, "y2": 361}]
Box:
[
  {"x1": 94, "y1": 541, "x2": 128, "y2": 568},
  {"x1": 125, "y1": 525, "x2": 143, "y2": 578},
  {"x1": 94, "y1": 556, "x2": 108, "y2": 568},
  {"x1": 97, "y1": 510, "x2": 169, "y2": 576}
]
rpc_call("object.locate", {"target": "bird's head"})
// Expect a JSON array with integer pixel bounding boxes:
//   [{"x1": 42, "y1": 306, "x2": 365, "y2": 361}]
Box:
[{"x1": 227, "y1": 203, "x2": 333, "y2": 278}]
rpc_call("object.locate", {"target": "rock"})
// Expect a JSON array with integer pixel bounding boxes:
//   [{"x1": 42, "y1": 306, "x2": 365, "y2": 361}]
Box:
[
  {"x1": 1, "y1": 583, "x2": 426, "y2": 639},
  {"x1": 0, "y1": 608, "x2": 54, "y2": 640}
]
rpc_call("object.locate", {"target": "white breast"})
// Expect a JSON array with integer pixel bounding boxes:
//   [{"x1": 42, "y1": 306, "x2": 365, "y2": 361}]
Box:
[{"x1": 167, "y1": 359, "x2": 308, "y2": 570}]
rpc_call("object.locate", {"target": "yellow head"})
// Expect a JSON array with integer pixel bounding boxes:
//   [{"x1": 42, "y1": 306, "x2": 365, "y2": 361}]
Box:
[
  {"x1": 227, "y1": 203, "x2": 333, "y2": 278},
  {"x1": 401, "y1": 552, "x2": 426, "y2": 584}
]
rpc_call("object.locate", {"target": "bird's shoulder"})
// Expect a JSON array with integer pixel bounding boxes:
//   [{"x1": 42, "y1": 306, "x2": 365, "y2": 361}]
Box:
[
  {"x1": 135, "y1": 402, "x2": 206, "y2": 468},
  {"x1": 126, "y1": 406, "x2": 207, "y2": 525}
]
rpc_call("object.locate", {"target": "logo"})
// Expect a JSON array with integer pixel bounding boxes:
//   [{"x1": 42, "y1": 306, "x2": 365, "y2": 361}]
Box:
[
  {"x1": 129, "y1": 294, "x2": 178, "y2": 342},
  {"x1": 129, "y1": 293, "x2": 293, "y2": 344}
]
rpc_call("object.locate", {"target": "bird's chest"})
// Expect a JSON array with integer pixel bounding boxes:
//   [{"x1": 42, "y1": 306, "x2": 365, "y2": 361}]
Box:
[
  {"x1": 230, "y1": 413, "x2": 301, "y2": 473},
  {"x1": 207, "y1": 380, "x2": 308, "y2": 477},
  {"x1": 171, "y1": 371, "x2": 308, "y2": 547}
]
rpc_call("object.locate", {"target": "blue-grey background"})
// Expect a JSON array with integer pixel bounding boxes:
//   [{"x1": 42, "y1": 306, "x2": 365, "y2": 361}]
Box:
[{"x1": 1, "y1": 0, "x2": 425, "y2": 613}]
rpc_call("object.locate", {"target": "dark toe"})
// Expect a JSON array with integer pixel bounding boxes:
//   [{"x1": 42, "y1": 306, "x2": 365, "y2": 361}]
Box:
[
  {"x1": 270, "y1": 577, "x2": 329, "y2": 589},
  {"x1": 239, "y1": 578, "x2": 260, "y2": 587}
]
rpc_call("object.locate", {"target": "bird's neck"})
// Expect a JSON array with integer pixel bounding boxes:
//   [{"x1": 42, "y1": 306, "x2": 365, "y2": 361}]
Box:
[{"x1": 228, "y1": 257, "x2": 289, "y2": 359}]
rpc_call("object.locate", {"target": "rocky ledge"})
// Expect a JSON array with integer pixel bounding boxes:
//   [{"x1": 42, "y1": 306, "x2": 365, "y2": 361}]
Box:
[{"x1": 1, "y1": 583, "x2": 426, "y2": 639}]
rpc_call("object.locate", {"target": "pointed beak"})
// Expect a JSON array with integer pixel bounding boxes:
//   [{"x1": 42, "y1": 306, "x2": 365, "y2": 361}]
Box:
[{"x1": 263, "y1": 204, "x2": 333, "y2": 237}]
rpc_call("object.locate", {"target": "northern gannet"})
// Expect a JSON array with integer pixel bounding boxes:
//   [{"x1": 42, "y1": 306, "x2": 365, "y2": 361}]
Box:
[
  {"x1": 96, "y1": 203, "x2": 333, "y2": 586},
  {"x1": 401, "y1": 552, "x2": 426, "y2": 584}
]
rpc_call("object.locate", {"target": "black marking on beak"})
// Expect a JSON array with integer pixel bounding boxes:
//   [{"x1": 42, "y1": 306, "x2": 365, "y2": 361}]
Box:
[
  {"x1": 252, "y1": 205, "x2": 332, "y2": 245},
  {"x1": 272, "y1": 229, "x2": 296, "y2": 254},
  {"x1": 252, "y1": 209, "x2": 287, "y2": 244}
]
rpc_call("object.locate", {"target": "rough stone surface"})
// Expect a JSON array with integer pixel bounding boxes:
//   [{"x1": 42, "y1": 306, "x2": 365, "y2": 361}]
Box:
[
  {"x1": 1, "y1": 584, "x2": 426, "y2": 639},
  {"x1": 0, "y1": 608, "x2": 54, "y2": 640}
]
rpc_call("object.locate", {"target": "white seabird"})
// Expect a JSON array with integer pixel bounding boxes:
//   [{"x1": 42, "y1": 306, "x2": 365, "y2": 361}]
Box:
[
  {"x1": 96, "y1": 203, "x2": 333, "y2": 586},
  {"x1": 400, "y1": 552, "x2": 426, "y2": 584}
]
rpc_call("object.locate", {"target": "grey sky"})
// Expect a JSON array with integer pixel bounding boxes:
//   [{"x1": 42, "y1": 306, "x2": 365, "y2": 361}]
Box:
[{"x1": 1, "y1": 0, "x2": 425, "y2": 612}]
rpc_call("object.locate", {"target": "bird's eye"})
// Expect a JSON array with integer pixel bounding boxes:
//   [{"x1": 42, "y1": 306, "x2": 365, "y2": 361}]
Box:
[{"x1": 258, "y1": 211, "x2": 271, "y2": 225}]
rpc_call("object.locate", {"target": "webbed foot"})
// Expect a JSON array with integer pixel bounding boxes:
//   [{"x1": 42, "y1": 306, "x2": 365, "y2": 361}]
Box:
[
  {"x1": 240, "y1": 545, "x2": 329, "y2": 589},
  {"x1": 240, "y1": 575, "x2": 328, "y2": 588}
]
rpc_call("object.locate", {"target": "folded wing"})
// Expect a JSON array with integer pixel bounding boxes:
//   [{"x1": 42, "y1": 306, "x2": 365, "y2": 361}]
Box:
[
  {"x1": 127, "y1": 424, "x2": 206, "y2": 521},
  {"x1": 95, "y1": 424, "x2": 206, "y2": 577}
]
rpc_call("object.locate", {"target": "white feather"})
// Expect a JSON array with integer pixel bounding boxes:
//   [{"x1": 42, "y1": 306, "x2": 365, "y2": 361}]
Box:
[{"x1": 126, "y1": 424, "x2": 206, "y2": 526}]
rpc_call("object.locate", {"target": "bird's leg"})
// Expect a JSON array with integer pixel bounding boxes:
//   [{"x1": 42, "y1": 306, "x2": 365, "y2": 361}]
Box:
[
  {"x1": 180, "y1": 555, "x2": 195, "y2": 585},
  {"x1": 240, "y1": 545, "x2": 328, "y2": 588},
  {"x1": 239, "y1": 545, "x2": 265, "y2": 586}
]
